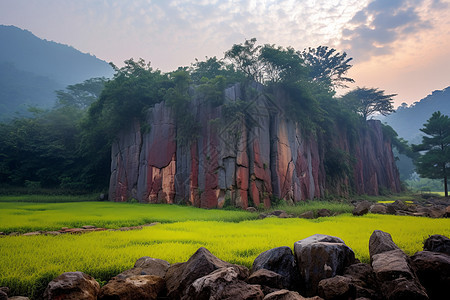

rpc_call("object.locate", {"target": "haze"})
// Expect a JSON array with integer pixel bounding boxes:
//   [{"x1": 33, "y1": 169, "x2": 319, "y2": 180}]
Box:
[{"x1": 1, "y1": 0, "x2": 449, "y2": 106}]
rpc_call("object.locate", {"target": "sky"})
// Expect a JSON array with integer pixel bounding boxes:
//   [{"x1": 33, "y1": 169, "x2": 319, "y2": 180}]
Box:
[{"x1": 1, "y1": 0, "x2": 449, "y2": 107}]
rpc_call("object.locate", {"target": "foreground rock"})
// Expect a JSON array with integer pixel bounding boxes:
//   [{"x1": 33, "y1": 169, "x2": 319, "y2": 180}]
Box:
[
  {"x1": 294, "y1": 234, "x2": 355, "y2": 296},
  {"x1": 263, "y1": 289, "x2": 323, "y2": 300},
  {"x1": 186, "y1": 266, "x2": 264, "y2": 300},
  {"x1": 43, "y1": 272, "x2": 100, "y2": 300},
  {"x1": 252, "y1": 246, "x2": 299, "y2": 290},
  {"x1": 370, "y1": 230, "x2": 428, "y2": 300},
  {"x1": 115, "y1": 256, "x2": 170, "y2": 279},
  {"x1": 423, "y1": 234, "x2": 450, "y2": 255},
  {"x1": 368, "y1": 230, "x2": 400, "y2": 258},
  {"x1": 98, "y1": 275, "x2": 164, "y2": 300},
  {"x1": 411, "y1": 250, "x2": 450, "y2": 300},
  {"x1": 165, "y1": 247, "x2": 249, "y2": 299}
]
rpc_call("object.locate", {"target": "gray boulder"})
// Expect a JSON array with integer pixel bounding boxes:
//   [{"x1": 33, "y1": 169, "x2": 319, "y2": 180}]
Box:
[
  {"x1": 252, "y1": 246, "x2": 299, "y2": 290},
  {"x1": 423, "y1": 234, "x2": 450, "y2": 255},
  {"x1": 294, "y1": 234, "x2": 355, "y2": 296},
  {"x1": 115, "y1": 256, "x2": 170, "y2": 279},
  {"x1": 352, "y1": 201, "x2": 371, "y2": 216},
  {"x1": 165, "y1": 247, "x2": 248, "y2": 299},
  {"x1": 368, "y1": 230, "x2": 400, "y2": 258}
]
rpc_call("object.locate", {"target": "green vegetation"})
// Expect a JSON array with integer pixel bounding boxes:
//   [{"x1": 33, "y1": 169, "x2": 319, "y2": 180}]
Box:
[
  {"x1": 0, "y1": 194, "x2": 99, "y2": 203},
  {"x1": 1, "y1": 211, "x2": 448, "y2": 298},
  {"x1": 0, "y1": 202, "x2": 256, "y2": 234},
  {"x1": 273, "y1": 200, "x2": 353, "y2": 216},
  {"x1": 413, "y1": 111, "x2": 450, "y2": 196}
]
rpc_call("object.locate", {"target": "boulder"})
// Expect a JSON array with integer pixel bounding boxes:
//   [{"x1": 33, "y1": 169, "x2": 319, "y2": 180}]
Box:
[
  {"x1": 369, "y1": 204, "x2": 386, "y2": 214},
  {"x1": 294, "y1": 234, "x2": 355, "y2": 296},
  {"x1": 165, "y1": 247, "x2": 248, "y2": 299},
  {"x1": 0, "y1": 290, "x2": 7, "y2": 300},
  {"x1": 247, "y1": 269, "x2": 284, "y2": 289},
  {"x1": 371, "y1": 249, "x2": 413, "y2": 282},
  {"x1": 263, "y1": 290, "x2": 323, "y2": 300},
  {"x1": 298, "y1": 211, "x2": 314, "y2": 219},
  {"x1": 423, "y1": 234, "x2": 450, "y2": 255},
  {"x1": 9, "y1": 297, "x2": 31, "y2": 300},
  {"x1": 372, "y1": 249, "x2": 428, "y2": 299},
  {"x1": 317, "y1": 275, "x2": 356, "y2": 300},
  {"x1": 115, "y1": 257, "x2": 170, "y2": 279},
  {"x1": 411, "y1": 251, "x2": 450, "y2": 300},
  {"x1": 428, "y1": 207, "x2": 446, "y2": 218},
  {"x1": 343, "y1": 263, "x2": 379, "y2": 299},
  {"x1": 252, "y1": 246, "x2": 299, "y2": 290},
  {"x1": 386, "y1": 200, "x2": 409, "y2": 214},
  {"x1": 317, "y1": 209, "x2": 331, "y2": 217},
  {"x1": 379, "y1": 277, "x2": 428, "y2": 300},
  {"x1": 368, "y1": 230, "x2": 400, "y2": 258},
  {"x1": 186, "y1": 267, "x2": 263, "y2": 300},
  {"x1": 352, "y1": 201, "x2": 371, "y2": 216},
  {"x1": 43, "y1": 272, "x2": 100, "y2": 300},
  {"x1": 247, "y1": 207, "x2": 258, "y2": 213},
  {"x1": 98, "y1": 275, "x2": 164, "y2": 300},
  {"x1": 446, "y1": 205, "x2": 450, "y2": 217}
]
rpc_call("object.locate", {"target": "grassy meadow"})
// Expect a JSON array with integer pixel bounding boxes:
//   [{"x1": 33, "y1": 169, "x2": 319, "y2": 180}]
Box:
[{"x1": 0, "y1": 198, "x2": 449, "y2": 298}]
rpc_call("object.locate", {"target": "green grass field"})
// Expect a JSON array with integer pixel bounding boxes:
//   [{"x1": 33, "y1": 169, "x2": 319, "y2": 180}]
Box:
[{"x1": 0, "y1": 200, "x2": 449, "y2": 298}]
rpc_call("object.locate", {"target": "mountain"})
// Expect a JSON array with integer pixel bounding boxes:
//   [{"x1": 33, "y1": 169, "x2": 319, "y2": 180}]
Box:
[
  {"x1": 0, "y1": 25, "x2": 113, "y2": 119},
  {"x1": 381, "y1": 86, "x2": 450, "y2": 143}
]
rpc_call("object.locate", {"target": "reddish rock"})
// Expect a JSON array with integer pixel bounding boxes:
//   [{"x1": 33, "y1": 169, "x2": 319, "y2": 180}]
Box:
[
  {"x1": 98, "y1": 275, "x2": 164, "y2": 300},
  {"x1": 109, "y1": 85, "x2": 401, "y2": 206},
  {"x1": 43, "y1": 272, "x2": 100, "y2": 300},
  {"x1": 317, "y1": 209, "x2": 331, "y2": 217}
]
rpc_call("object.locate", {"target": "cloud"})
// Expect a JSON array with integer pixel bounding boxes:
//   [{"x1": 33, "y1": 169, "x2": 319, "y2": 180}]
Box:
[{"x1": 341, "y1": 0, "x2": 439, "y2": 61}]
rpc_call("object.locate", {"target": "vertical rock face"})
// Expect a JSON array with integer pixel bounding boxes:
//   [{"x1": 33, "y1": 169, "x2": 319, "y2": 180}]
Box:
[{"x1": 109, "y1": 83, "x2": 401, "y2": 208}]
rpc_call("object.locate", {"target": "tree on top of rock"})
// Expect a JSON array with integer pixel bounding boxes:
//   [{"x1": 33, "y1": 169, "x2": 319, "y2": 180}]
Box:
[
  {"x1": 342, "y1": 87, "x2": 396, "y2": 120},
  {"x1": 412, "y1": 111, "x2": 450, "y2": 196}
]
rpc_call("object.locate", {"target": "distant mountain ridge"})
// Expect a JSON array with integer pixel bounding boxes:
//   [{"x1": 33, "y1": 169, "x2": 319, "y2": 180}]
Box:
[
  {"x1": 381, "y1": 86, "x2": 450, "y2": 143},
  {"x1": 0, "y1": 25, "x2": 113, "y2": 119}
]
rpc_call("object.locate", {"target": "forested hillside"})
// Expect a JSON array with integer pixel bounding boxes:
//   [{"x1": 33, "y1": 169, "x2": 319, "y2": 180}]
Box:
[
  {"x1": 0, "y1": 25, "x2": 113, "y2": 119},
  {"x1": 382, "y1": 87, "x2": 450, "y2": 143}
]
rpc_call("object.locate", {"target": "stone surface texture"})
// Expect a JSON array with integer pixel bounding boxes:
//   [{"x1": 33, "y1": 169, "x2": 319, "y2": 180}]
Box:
[
  {"x1": 109, "y1": 83, "x2": 401, "y2": 207},
  {"x1": 293, "y1": 234, "x2": 355, "y2": 296},
  {"x1": 98, "y1": 275, "x2": 164, "y2": 300},
  {"x1": 43, "y1": 272, "x2": 100, "y2": 300}
]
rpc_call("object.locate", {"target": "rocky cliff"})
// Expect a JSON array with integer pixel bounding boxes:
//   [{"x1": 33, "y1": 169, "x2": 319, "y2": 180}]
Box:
[{"x1": 109, "y1": 83, "x2": 401, "y2": 208}]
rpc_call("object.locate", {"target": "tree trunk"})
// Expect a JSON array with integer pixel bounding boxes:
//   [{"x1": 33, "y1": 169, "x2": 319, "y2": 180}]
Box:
[{"x1": 444, "y1": 174, "x2": 448, "y2": 197}]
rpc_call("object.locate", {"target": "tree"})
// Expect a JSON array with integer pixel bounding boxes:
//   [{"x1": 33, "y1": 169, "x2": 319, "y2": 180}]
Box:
[
  {"x1": 342, "y1": 87, "x2": 396, "y2": 120},
  {"x1": 55, "y1": 77, "x2": 106, "y2": 110},
  {"x1": 299, "y1": 46, "x2": 354, "y2": 89},
  {"x1": 224, "y1": 38, "x2": 264, "y2": 83},
  {"x1": 412, "y1": 111, "x2": 450, "y2": 196}
]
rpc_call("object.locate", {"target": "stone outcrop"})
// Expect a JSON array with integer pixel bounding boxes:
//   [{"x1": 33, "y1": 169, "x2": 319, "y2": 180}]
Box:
[
  {"x1": 43, "y1": 272, "x2": 100, "y2": 300},
  {"x1": 109, "y1": 83, "x2": 401, "y2": 208},
  {"x1": 8, "y1": 232, "x2": 450, "y2": 299}
]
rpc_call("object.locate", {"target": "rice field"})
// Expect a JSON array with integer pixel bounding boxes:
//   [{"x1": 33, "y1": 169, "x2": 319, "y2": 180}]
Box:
[{"x1": 0, "y1": 201, "x2": 449, "y2": 299}]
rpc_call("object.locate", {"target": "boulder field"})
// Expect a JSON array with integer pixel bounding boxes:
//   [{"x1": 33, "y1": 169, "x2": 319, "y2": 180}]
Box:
[
  {"x1": 109, "y1": 83, "x2": 401, "y2": 208},
  {"x1": 4, "y1": 231, "x2": 448, "y2": 300}
]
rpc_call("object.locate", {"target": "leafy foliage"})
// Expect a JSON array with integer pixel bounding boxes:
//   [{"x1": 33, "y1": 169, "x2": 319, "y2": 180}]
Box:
[
  {"x1": 299, "y1": 46, "x2": 354, "y2": 89},
  {"x1": 343, "y1": 87, "x2": 396, "y2": 120},
  {"x1": 412, "y1": 111, "x2": 450, "y2": 196}
]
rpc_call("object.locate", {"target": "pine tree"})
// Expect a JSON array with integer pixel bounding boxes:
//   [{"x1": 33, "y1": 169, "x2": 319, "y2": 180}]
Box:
[{"x1": 413, "y1": 111, "x2": 450, "y2": 196}]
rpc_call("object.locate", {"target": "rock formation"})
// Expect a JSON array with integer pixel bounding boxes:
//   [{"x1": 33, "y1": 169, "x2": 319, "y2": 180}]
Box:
[{"x1": 109, "y1": 83, "x2": 401, "y2": 208}]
